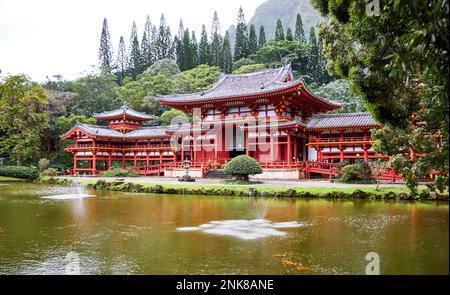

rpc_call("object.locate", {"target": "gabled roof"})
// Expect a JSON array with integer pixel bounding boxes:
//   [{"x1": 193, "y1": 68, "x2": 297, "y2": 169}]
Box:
[
  {"x1": 305, "y1": 112, "x2": 381, "y2": 130},
  {"x1": 61, "y1": 122, "x2": 172, "y2": 139},
  {"x1": 93, "y1": 106, "x2": 154, "y2": 121},
  {"x1": 157, "y1": 64, "x2": 294, "y2": 104}
]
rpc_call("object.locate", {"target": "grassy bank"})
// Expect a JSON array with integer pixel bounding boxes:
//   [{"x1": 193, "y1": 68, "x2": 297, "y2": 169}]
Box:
[
  {"x1": 36, "y1": 176, "x2": 449, "y2": 201},
  {"x1": 0, "y1": 176, "x2": 27, "y2": 182}
]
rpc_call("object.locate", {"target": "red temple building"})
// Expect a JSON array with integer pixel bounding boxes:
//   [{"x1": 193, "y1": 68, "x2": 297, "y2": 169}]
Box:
[{"x1": 62, "y1": 64, "x2": 392, "y2": 179}]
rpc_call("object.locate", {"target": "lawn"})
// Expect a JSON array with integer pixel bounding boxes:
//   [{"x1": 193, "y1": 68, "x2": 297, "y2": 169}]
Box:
[{"x1": 0, "y1": 176, "x2": 27, "y2": 182}]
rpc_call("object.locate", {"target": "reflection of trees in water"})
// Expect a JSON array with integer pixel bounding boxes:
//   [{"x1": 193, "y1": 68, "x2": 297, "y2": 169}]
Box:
[{"x1": 249, "y1": 197, "x2": 270, "y2": 219}]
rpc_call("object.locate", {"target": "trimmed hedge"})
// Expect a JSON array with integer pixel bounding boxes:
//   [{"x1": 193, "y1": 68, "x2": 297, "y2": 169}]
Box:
[
  {"x1": 224, "y1": 155, "x2": 263, "y2": 180},
  {"x1": 99, "y1": 168, "x2": 139, "y2": 177},
  {"x1": 0, "y1": 165, "x2": 40, "y2": 180}
]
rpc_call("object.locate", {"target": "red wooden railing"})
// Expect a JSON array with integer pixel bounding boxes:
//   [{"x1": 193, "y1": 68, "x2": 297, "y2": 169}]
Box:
[{"x1": 308, "y1": 137, "x2": 371, "y2": 144}]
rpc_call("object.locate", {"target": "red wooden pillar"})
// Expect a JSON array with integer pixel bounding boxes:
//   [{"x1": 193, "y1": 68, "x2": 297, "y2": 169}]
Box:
[
  {"x1": 287, "y1": 133, "x2": 292, "y2": 163},
  {"x1": 317, "y1": 147, "x2": 322, "y2": 162},
  {"x1": 245, "y1": 130, "x2": 249, "y2": 156},
  {"x1": 339, "y1": 145, "x2": 344, "y2": 162},
  {"x1": 73, "y1": 155, "x2": 77, "y2": 175},
  {"x1": 270, "y1": 134, "x2": 274, "y2": 162},
  {"x1": 293, "y1": 137, "x2": 298, "y2": 162},
  {"x1": 146, "y1": 152, "x2": 150, "y2": 176},
  {"x1": 122, "y1": 154, "x2": 126, "y2": 169},
  {"x1": 92, "y1": 153, "x2": 97, "y2": 176},
  {"x1": 108, "y1": 152, "x2": 112, "y2": 169},
  {"x1": 363, "y1": 145, "x2": 368, "y2": 161},
  {"x1": 133, "y1": 152, "x2": 137, "y2": 169},
  {"x1": 181, "y1": 137, "x2": 185, "y2": 161}
]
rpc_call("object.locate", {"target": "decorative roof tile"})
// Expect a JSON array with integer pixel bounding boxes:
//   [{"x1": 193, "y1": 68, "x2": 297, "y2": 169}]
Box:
[
  {"x1": 93, "y1": 106, "x2": 154, "y2": 121},
  {"x1": 61, "y1": 122, "x2": 172, "y2": 139},
  {"x1": 157, "y1": 64, "x2": 295, "y2": 103},
  {"x1": 305, "y1": 112, "x2": 381, "y2": 130}
]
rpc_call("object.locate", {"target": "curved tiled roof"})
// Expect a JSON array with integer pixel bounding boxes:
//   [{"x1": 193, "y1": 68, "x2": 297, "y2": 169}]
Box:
[
  {"x1": 93, "y1": 106, "x2": 154, "y2": 121},
  {"x1": 305, "y1": 112, "x2": 381, "y2": 130},
  {"x1": 61, "y1": 122, "x2": 172, "y2": 139},
  {"x1": 157, "y1": 64, "x2": 294, "y2": 103}
]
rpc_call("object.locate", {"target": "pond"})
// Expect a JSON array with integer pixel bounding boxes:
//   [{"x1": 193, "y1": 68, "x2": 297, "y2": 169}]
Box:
[{"x1": 0, "y1": 182, "x2": 448, "y2": 274}]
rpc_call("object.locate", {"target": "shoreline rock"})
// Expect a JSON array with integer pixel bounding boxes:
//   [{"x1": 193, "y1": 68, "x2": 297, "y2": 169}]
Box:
[{"x1": 35, "y1": 177, "x2": 449, "y2": 202}]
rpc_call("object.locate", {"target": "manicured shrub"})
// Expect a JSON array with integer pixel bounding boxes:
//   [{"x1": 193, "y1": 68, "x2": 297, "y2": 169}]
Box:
[
  {"x1": 339, "y1": 162, "x2": 372, "y2": 183},
  {"x1": 99, "y1": 168, "x2": 139, "y2": 177},
  {"x1": 224, "y1": 155, "x2": 263, "y2": 181},
  {"x1": 0, "y1": 165, "x2": 40, "y2": 180}
]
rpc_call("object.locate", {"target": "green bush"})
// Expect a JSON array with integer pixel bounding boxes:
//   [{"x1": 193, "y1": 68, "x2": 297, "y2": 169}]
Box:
[
  {"x1": 0, "y1": 165, "x2": 40, "y2": 180},
  {"x1": 99, "y1": 168, "x2": 139, "y2": 177},
  {"x1": 42, "y1": 167, "x2": 59, "y2": 177},
  {"x1": 339, "y1": 162, "x2": 372, "y2": 183},
  {"x1": 224, "y1": 155, "x2": 263, "y2": 181}
]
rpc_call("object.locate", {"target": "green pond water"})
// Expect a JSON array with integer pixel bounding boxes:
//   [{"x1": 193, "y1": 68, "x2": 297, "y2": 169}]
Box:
[{"x1": 0, "y1": 182, "x2": 448, "y2": 275}]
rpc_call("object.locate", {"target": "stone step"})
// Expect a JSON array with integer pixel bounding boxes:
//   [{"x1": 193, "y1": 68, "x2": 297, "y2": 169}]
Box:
[{"x1": 204, "y1": 169, "x2": 232, "y2": 179}]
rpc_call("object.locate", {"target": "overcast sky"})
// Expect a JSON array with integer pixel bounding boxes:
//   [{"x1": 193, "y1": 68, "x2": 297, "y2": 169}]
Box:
[{"x1": 0, "y1": 0, "x2": 265, "y2": 82}]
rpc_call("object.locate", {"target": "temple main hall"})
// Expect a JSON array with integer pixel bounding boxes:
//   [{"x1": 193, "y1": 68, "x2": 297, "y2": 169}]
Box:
[{"x1": 62, "y1": 64, "x2": 391, "y2": 179}]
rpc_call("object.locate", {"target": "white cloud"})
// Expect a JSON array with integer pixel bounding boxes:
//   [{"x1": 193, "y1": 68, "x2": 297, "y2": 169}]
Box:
[{"x1": 0, "y1": 0, "x2": 264, "y2": 82}]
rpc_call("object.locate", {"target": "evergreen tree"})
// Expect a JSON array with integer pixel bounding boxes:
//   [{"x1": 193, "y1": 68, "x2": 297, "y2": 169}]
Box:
[
  {"x1": 258, "y1": 25, "x2": 266, "y2": 48},
  {"x1": 142, "y1": 15, "x2": 153, "y2": 68},
  {"x1": 275, "y1": 19, "x2": 285, "y2": 41},
  {"x1": 98, "y1": 18, "x2": 114, "y2": 70},
  {"x1": 190, "y1": 31, "x2": 199, "y2": 68},
  {"x1": 156, "y1": 14, "x2": 173, "y2": 60},
  {"x1": 309, "y1": 26, "x2": 317, "y2": 45},
  {"x1": 234, "y1": 6, "x2": 248, "y2": 61},
  {"x1": 248, "y1": 24, "x2": 258, "y2": 55},
  {"x1": 210, "y1": 12, "x2": 223, "y2": 67},
  {"x1": 174, "y1": 35, "x2": 183, "y2": 69},
  {"x1": 180, "y1": 28, "x2": 192, "y2": 71},
  {"x1": 150, "y1": 24, "x2": 158, "y2": 62},
  {"x1": 294, "y1": 13, "x2": 306, "y2": 43},
  {"x1": 286, "y1": 27, "x2": 294, "y2": 41},
  {"x1": 221, "y1": 31, "x2": 233, "y2": 73},
  {"x1": 128, "y1": 21, "x2": 142, "y2": 79},
  {"x1": 115, "y1": 36, "x2": 128, "y2": 84},
  {"x1": 141, "y1": 31, "x2": 150, "y2": 70},
  {"x1": 199, "y1": 25, "x2": 210, "y2": 65},
  {"x1": 177, "y1": 19, "x2": 184, "y2": 39}
]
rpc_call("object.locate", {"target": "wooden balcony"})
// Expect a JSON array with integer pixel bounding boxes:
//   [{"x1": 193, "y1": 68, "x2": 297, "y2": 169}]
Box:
[
  {"x1": 66, "y1": 143, "x2": 176, "y2": 152},
  {"x1": 307, "y1": 136, "x2": 372, "y2": 146}
]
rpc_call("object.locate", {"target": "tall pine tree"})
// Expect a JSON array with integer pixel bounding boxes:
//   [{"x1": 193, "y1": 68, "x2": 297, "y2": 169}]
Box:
[
  {"x1": 199, "y1": 25, "x2": 210, "y2": 65},
  {"x1": 210, "y1": 12, "x2": 223, "y2": 67},
  {"x1": 275, "y1": 19, "x2": 285, "y2": 41},
  {"x1": 142, "y1": 15, "x2": 153, "y2": 68},
  {"x1": 180, "y1": 28, "x2": 192, "y2": 71},
  {"x1": 99, "y1": 18, "x2": 114, "y2": 71},
  {"x1": 128, "y1": 21, "x2": 142, "y2": 79},
  {"x1": 234, "y1": 6, "x2": 248, "y2": 61},
  {"x1": 221, "y1": 31, "x2": 233, "y2": 73},
  {"x1": 248, "y1": 24, "x2": 258, "y2": 55},
  {"x1": 294, "y1": 13, "x2": 306, "y2": 43},
  {"x1": 156, "y1": 14, "x2": 173, "y2": 60},
  {"x1": 286, "y1": 27, "x2": 293, "y2": 41},
  {"x1": 115, "y1": 36, "x2": 128, "y2": 84},
  {"x1": 174, "y1": 35, "x2": 183, "y2": 69},
  {"x1": 258, "y1": 25, "x2": 266, "y2": 48},
  {"x1": 190, "y1": 31, "x2": 199, "y2": 68}
]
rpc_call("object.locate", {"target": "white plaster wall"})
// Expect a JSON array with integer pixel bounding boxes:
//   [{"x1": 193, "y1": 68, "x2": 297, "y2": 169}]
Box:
[
  {"x1": 308, "y1": 147, "x2": 317, "y2": 161},
  {"x1": 252, "y1": 169, "x2": 299, "y2": 180},
  {"x1": 164, "y1": 168, "x2": 202, "y2": 178}
]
